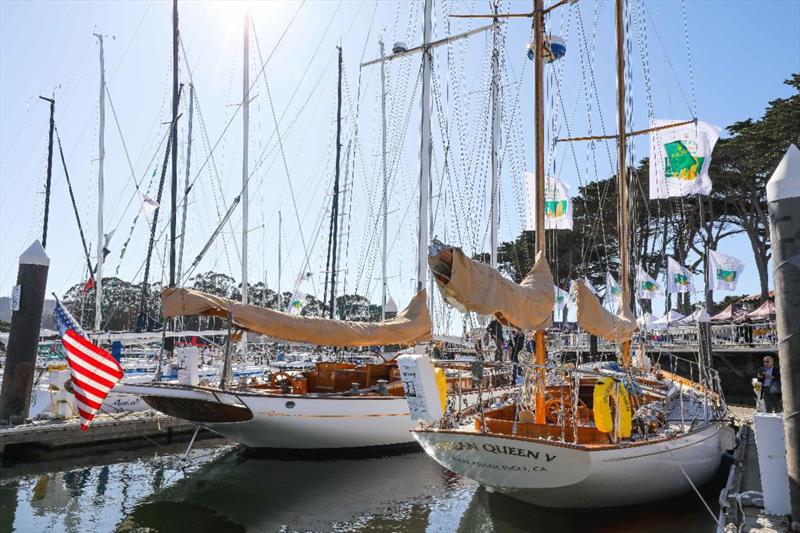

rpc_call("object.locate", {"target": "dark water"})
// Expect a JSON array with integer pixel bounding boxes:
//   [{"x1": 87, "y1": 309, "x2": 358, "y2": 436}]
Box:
[{"x1": 0, "y1": 442, "x2": 727, "y2": 532}]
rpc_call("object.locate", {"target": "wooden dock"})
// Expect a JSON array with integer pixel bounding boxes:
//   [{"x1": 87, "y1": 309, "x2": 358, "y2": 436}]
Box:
[
  {"x1": 0, "y1": 411, "x2": 217, "y2": 461},
  {"x1": 718, "y1": 406, "x2": 791, "y2": 532}
]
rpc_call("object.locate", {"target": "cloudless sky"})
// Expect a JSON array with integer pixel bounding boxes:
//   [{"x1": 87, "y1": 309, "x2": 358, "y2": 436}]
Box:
[{"x1": 1, "y1": 0, "x2": 798, "y2": 331}]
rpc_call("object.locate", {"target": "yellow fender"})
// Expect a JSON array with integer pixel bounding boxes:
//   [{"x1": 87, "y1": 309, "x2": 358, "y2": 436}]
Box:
[
  {"x1": 593, "y1": 377, "x2": 632, "y2": 437},
  {"x1": 434, "y1": 367, "x2": 447, "y2": 411},
  {"x1": 593, "y1": 377, "x2": 615, "y2": 433}
]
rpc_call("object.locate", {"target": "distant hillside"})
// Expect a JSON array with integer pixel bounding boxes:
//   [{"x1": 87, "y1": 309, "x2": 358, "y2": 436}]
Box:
[{"x1": 0, "y1": 297, "x2": 57, "y2": 330}]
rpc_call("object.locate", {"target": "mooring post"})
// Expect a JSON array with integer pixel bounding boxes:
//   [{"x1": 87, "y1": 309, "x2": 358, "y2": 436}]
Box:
[
  {"x1": 766, "y1": 144, "x2": 800, "y2": 528},
  {"x1": 0, "y1": 241, "x2": 50, "y2": 425}
]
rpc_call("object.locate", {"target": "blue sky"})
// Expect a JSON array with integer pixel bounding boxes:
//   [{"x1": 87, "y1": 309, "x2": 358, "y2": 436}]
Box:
[{"x1": 1, "y1": 0, "x2": 798, "y2": 329}]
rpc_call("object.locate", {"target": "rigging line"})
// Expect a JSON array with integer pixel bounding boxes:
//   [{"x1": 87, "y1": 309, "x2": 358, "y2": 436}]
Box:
[
  {"x1": 185, "y1": 0, "x2": 307, "y2": 196},
  {"x1": 108, "y1": 1, "x2": 153, "y2": 82},
  {"x1": 644, "y1": 3, "x2": 694, "y2": 117},
  {"x1": 105, "y1": 85, "x2": 146, "y2": 230},
  {"x1": 245, "y1": 2, "x2": 341, "y2": 184},
  {"x1": 54, "y1": 126, "x2": 94, "y2": 283},
  {"x1": 251, "y1": 28, "x2": 316, "y2": 296}
]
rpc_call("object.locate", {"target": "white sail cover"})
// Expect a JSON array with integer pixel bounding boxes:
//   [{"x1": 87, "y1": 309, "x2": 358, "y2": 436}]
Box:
[
  {"x1": 649, "y1": 119, "x2": 720, "y2": 199},
  {"x1": 430, "y1": 246, "x2": 554, "y2": 331},
  {"x1": 575, "y1": 280, "x2": 637, "y2": 342}
]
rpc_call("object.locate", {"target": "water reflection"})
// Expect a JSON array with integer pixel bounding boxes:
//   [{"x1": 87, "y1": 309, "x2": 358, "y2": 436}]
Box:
[{"x1": 0, "y1": 443, "x2": 727, "y2": 532}]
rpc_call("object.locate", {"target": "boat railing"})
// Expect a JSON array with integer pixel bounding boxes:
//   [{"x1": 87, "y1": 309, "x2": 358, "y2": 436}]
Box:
[{"x1": 428, "y1": 356, "x2": 726, "y2": 445}]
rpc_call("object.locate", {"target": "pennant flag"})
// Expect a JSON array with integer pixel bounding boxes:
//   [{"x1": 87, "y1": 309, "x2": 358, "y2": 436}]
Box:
[
  {"x1": 141, "y1": 194, "x2": 159, "y2": 216},
  {"x1": 605, "y1": 273, "x2": 623, "y2": 309},
  {"x1": 55, "y1": 300, "x2": 123, "y2": 431},
  {"x1": 708, "y1": 250, "x2": 745, "y2": 291},
  {"x1": 667, "y1": 256, "x2": 695, "y2": 294},
  {"x1": 554, "y1": 285, "x2": 570, "y2": 315},
  {"x1": 525, "y1": 173, "x2": 574, "y2": 230},
  {"x1": 636, "y1": 266, "x2": 663, "y2": 299},
  {"x1": 287, "y1": 290, "x2": 307, "y2": 315},
  {"x1": 649, "y1": 119, "x2": 720, "y2": 199}
]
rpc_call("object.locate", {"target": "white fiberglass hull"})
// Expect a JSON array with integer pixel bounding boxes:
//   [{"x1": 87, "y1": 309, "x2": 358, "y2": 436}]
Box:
[
  {"x1": 116, "y1": 383, "x2": 415, "y2": 450},
  {"x1": 413, "y1": 423, "x2": 723, "y2": 508}
]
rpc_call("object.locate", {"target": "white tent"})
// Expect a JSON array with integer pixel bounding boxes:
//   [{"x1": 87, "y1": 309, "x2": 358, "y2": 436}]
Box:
[
  {"x1": 649, "y1": 310, "x2": 687, "y2": 330},
  {"x1": 637, "y1": 312, "x2": 657, "y2": 329},
  {"x1": 676, "y1": 307, "x2": 711, "y2": 326}
]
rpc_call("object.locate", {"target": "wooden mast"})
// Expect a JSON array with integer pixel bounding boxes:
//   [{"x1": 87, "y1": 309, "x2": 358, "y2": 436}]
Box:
[
  {"x1": 533, "y1": 0, "x2": 547, "y2": 425},
  {"x1": 615, "y1": 0, "x2": 632, "y2": 367}
]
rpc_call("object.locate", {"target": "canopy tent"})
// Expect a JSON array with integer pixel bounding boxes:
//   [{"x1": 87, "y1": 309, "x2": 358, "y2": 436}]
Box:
[
  {"x1": 746, "y1": 300, "x2": 775, "y2": 321},
  {"x1": 649, "y1": 310, "x2": 687, "y2": 330},
  {"x1": 710, "y1": 303, "x2": 747, "y2": 323},
  {"x1": 637, "y1": 313, "x2": 657, "y2": 329},
  {"x1": 161, "y1": 288, "x2": 432, "y2": 347},
  {"x1": 676, "y1": 307, "x2": 711, "y2": 326}
]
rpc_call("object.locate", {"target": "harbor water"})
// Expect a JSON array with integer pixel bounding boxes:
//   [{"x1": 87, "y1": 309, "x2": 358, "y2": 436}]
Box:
[{"x1": 1, "y1": 441, "x2": 728, "y2": 532}]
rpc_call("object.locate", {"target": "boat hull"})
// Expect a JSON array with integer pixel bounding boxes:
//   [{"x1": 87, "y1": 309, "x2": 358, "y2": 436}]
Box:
[
  {"x1": 116, "y1": 383, "x2": 416, "y2": 450},
  {"x1": 412, "y1": 423, "x2": 723, "y2": 508}
]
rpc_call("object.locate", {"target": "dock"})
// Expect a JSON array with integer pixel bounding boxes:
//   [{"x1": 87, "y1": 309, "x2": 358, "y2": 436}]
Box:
[
  {"x1": 719, "y1": 406, "x2": 791, "y2": 532},
  {"x1": 0, "y1": 411, "x2": 218, "y2": 462}
]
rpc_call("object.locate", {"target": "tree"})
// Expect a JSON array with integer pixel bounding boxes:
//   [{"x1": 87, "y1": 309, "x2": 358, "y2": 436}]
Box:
[{"x1": 711, "y1": 73, "x2": 800, "y2": 302}]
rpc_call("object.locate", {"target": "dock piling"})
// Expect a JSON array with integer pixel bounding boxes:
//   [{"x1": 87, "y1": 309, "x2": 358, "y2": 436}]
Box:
[
  {"x1": 0, "y1": 241, "x2": 50, "y2": 425},
  {"x1": 766, "y1": 143, "x2": 800, "y2": 528}
]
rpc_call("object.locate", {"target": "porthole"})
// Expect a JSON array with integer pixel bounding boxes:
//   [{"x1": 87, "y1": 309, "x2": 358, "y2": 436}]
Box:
[{"x1": 285, "y1": 401, "x2": 296, "y2": 409}]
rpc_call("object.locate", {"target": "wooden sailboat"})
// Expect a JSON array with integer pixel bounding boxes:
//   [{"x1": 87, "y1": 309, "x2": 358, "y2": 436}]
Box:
[{"x1": 409, "y1": 0, "x2": 732, "y2": 508}]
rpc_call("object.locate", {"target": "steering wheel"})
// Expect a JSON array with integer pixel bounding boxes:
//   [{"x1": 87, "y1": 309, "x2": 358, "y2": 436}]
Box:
[
  {"x1": 269, "y1": 370, "x2": 294, "y2": 391},
  {"x1": 545, "y1": 397, "x2": 589, "y2": 425}
]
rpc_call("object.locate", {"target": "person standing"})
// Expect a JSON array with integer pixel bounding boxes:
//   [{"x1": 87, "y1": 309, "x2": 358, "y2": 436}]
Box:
[{"x1": 757, "y1": 355, "x2": 782, "y2": 413}]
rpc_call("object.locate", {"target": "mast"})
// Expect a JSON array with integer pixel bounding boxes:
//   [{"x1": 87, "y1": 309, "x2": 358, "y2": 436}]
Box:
[
  {"x1": 532, "y1": 0, "x2": 547, "y2": 425},
  {"x1": 328, "y1": 46, "x2": 343, "y2": 319},
  {"x1": 177, "y1": 83, "x2": 194, "y2": 282},
  {"x1": 490, "y1": 2, "x2": 501, "y2": 269},
  {"x1": 40, "y1": 95, "x2": 55, "y2": 249},
  {"x1": 93, "y1": 33, "x2": 106, "y2": 332},
  {"x1": 278, "y1": 210, "x2": 282, "y2": 309},
  {"x1": 169, "y1": 0, "x2": 179, "y2": 289},
  {"x1": 615, "y1": 0, "x2": 632, "y2": 367},
  {"x1": 380, "y1": 38, "x2": 389, "y2": 320},
  {"x1": 241, "y1": 13, "x2": 250, "y2": 348},
  {"x1": 417, "y1": 0, "x2": 433, "y2": 294}
]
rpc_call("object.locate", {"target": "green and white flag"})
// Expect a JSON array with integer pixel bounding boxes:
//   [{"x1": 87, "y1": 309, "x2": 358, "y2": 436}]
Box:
[
  {"x1": 666, "y1": 256, "x2": 695, "y2": 294},
  {"x1": 525, "y1": 173, "x2": 573, "y2": 230},
  {"x1": 636, "y1": 265, "x2": 663, "y2": 299},
  {"x1": 287, "y1": 290, "x2": 307, "y2": 315},
  {"x1": 708, "y1": 250, "x2": 745, "y2": 291},
  {"x1": 605, "y1": 273, "x2": 623, "y2": 309},
  {"x1": 554, "y1": 285, "x2": 570, "y2": 315},
  {"x1": 649, "y1": 119, "x2": 720, "y2": 199}
]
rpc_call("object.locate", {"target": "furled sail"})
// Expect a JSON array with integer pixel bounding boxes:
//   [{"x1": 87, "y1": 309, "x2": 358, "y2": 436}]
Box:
[
  {"x1": 428, "y1": 242, "x2": 553, "y2": 331},
  {"x1": 160, "y1": 288, "x2": 431, "y2": 347},
  {"x1": 575, "y1": 279, "x2": 637, "y2": 342}
]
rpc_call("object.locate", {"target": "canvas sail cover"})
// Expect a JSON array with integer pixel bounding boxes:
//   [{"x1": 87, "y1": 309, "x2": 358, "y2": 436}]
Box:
[
  {"x1": 575, "y1": 280, "x2": 637, "y2": 342},
  {"x1": 429, "y1": 245, "x2": 554, "y2": 331},
  {"x1": 160, "y1": 287, "x2": 432, "y2": 347}
]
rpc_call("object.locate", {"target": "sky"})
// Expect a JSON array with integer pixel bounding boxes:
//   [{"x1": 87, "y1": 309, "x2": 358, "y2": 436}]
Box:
[{"x1": 1, "y1": 0, "x2": 799, "y2": 331}]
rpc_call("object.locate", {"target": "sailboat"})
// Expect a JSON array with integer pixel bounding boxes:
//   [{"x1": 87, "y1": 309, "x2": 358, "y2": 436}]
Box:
[
  {"x1": 407, "y1": 0, "x2": 733, "y2": 508},
  {"x1": 116, "y1": 4, "x2": 511, "y2": 452}
]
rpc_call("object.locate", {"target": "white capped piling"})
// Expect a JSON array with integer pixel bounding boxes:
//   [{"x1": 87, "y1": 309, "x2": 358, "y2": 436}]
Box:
[
  {"x1": 766, "y1": 143, "x2": 800, "y2": 526},
  {"x1": 0, "y1": 241, "x2": 50, "y2": 424}
]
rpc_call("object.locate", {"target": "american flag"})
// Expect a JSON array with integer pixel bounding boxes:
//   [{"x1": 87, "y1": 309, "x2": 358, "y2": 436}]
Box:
[{"x1": 55, "y1": 300, "x2": 124, "y2": 431}]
